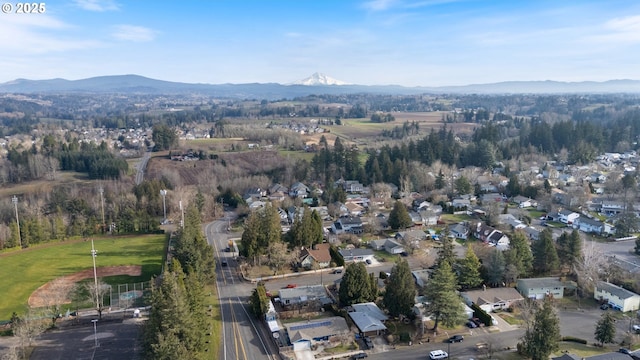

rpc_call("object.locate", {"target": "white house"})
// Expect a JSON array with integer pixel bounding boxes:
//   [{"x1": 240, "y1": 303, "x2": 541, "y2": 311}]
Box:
[
  {"x1": 594, "y1": 281, "x2": 640, "y2": 312},
  {"x1": 449, "y1": 223, "x2": 469, "y2": 240},
  {"x1": 558, "y1": 209, "x2": 580, "y2": 224},
  {"x1": 573, "y1": 216, "x2": 614, "y2": 236},
  {"x1": 338, "y1": 248, "x2": 375, "y2": 263}
]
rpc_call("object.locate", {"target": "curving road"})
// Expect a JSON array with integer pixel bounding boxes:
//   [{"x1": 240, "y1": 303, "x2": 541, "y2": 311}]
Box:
[
  {"x1": 134, "y1": 151, "x2": 151, "y2": 185},
  {"x1": 204, "y1": 215, "x2": 280, "y2": 360}
]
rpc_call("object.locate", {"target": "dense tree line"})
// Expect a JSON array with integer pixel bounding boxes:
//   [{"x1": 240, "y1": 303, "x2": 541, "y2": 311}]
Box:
[{"x1": 143, "y1": 200, "x2": 215, "y2": 359}]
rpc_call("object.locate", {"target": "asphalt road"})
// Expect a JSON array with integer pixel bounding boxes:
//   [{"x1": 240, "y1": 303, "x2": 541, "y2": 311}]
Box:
[
  {"x1": 134, "y1": 151, "x2": 151, "y2": 185},
  {"x1": 204, "y1": 215, "x2": 279, "y2": 360}
]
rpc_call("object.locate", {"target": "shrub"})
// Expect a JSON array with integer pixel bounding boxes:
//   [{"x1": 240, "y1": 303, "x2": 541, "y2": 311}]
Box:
[{"x1": 562, "y1": 336, "x2": 587, "y2": 344}]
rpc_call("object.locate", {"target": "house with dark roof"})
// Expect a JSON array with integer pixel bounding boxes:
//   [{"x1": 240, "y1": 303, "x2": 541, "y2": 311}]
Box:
[
  {"x1": 595, "y1": 281, "x2": 640, "y2": 312},
  {"x1": 331, "y1": 216, "x2": 363, "y2": 234},
  {"x1": 449, "y1": 223, "x2": 469, "y2": 240},
  {"x1": 289, "y1": 182, "x2": 310, "y2": 198},
  {"x1": 279, "y1": 285, "x2": 333, "y2": 310}
]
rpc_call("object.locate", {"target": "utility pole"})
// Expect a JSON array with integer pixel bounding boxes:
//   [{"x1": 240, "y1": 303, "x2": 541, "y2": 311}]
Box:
[
  {"x1": 99, "y1": 187, "x2": 105, "y2": 233},
  {"x1": 160, "y1": 189, "x2": 167, "y2": 223},
  {"x1": 91, "y1": 239, "x2": 100, "y2": 314},
  {"x1": 91, "y1": 319, "x2": 98, "y2": 348},
  {"x1": 12, "y1": 196, "x2": 21, "y2": 248},
  {"x1": 179, "y1": 200, "x2": 184, "y2": 229}
]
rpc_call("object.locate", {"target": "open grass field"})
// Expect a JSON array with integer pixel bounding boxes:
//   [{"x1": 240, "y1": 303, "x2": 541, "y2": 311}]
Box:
[
  {"x1": 0, "y1": 172, "x2": 90, "y2": 198},
  {"x1": 0, "y1": 234, "x2": 167, "y2": 320}
]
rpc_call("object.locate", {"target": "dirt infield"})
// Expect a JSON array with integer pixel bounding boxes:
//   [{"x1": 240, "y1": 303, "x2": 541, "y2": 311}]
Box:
[{"x1": 28, "y1": 265, "x2": 142, "y2": 308}]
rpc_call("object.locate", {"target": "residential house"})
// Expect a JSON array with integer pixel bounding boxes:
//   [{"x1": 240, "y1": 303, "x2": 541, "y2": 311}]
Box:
[
  {"x1": 245, "y1": 187, "x2": 267, "y2": 199},
  {"x1": 461, "y1": 287, "x2": 524, "y2": 313},
  {"x1": 449, "y1": 223, "x2": 469, "y2": 240},
  {"x1": 289, "y1": 182, "x2": 310, "y2": 198},
  {"x1": 601, "y1": 200, "x2": 625, "y2": 216},
  {"x1": 558, "y1": 209, "x2": 580, "y2": 224},
  {"x1": 573, "y1": 216, "x2": 614, "y2": 236},
  {"x1": 409, "y1": 211, "x2": 424, "y2": 226},
  {"x1": 587, "y1": 173, "x2": 607, "y2": 183},
  {"x1": 285, "y1": 316, "x2": 350, "y2": 351},
  {"x1": 452, "y1": 198, "x2": 471, "y2": 209},
  {"x1": 498, "y1": 214, "x2": 526, "y2": 230},
  {"x1": 338, "y1": 248, "x2": 375, "y2": 263},
  {"x1": 299, "y1": 243, "x2": 332, "y2": 269},
  {"x1": 512, "y1": 195, "x2": 537, "y2": 208},
  {"x1": 517, "y1": 277, "x2": 567, "y2": 300},
  {"x1": 341, "y1": 180, "x2": 365, "y2": 193},
  {"x1": 481, "y1": 193, "x2": 506, "y2": 204},
  {"x1": 419, "y1": 209, "x2": 440, "y2": 226},
  {"x1": 488, "y1": 231, "x2": 510, "y2": 250},
  {"x1": 523, "y1": 227, "x2": 541, "y2": 241},
  {"x1": 269, "y1": 183, "x2": 288, "y2": 195},
  {"x1": 279, "y1": 285, "x2": 333, "y2": 310},
  {"x1": 369, "y1": 238, "x2": 405, "y2": 254},
  {"x1": 412, "y1": 269, "x2": 431, "y2": 288},
  {"x1": 595, "y1": 281, "x2": 640, "y2": 312},
  {"x1": 395, "y1": 230, "x2": 429, "y2": 244},
  {"x1": 345, "y1": 202, "x2": 365, "y2": 216},
  {"x1": 349, "y1": 302, "x2": 388, "y2": 336},
  {"x1": 331, "y1": 216, "x2": 363, "y2": 234}
]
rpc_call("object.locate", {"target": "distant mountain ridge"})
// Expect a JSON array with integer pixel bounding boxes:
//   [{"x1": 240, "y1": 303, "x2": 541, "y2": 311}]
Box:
[{"x1": 1, "y1": 74, "x2": 640, "y2": 99}]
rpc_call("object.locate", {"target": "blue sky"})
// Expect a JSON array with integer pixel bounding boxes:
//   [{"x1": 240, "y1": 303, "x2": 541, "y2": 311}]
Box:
[{"x1": 2, "y1": 0, "x2": 640, "y2": 86}]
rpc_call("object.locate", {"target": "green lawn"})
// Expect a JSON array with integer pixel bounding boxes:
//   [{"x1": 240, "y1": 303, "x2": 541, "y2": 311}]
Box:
[{"x1": 0, "y1": 234, "x2": 167, "y2": 320}]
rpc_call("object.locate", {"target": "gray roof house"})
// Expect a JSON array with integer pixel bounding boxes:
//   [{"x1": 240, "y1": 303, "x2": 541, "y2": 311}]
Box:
[
  {"x1": 285, "y1": 316, "x2": 350, "y2": 350},
  {"x1": 279, "y1": 285, "x2": 332, "y2": 309},
  {"x1": 348, "y1": 311, "x2": 387, "y2": 336},
  {"x1": 595, "y1": 281, "x2": 640, "y2": 312},
  {"x1": 517, "y1": 277, "x2": 567, "y2": 300},
  {"x1": 338, "y1": 248, "x2": 375, "y2": 263},
  {"x1": 369, "y1": 238, "x2": 405, "y2": 254}
]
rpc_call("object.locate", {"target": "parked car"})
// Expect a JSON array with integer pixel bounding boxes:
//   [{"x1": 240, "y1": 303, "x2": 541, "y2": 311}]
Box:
[
  {"x1": 365, "y1": 259, "x2": 372, "y2": 265},
  {"x1": 466, "y1": 320, "x2": 478, "y2": 328},
  {"x1": 447, "y1": 335, "x2": 464, "y2": 343},
  {"x1": 429, "y1": 350, "x2": 449, "y2": 359},
  {"x1": 351, "y1": 353, "x2": 368, "y2": 359},
  {"x1": 600, "y1": 303, "x2": 610, "y2": 310},
  {"x1": 285, "y1": 284, "x2": 297, "y2": 289},
  {"x1": 364, "y1": 336, "x2": 374, "y2": 349},
  {"x1": 221, "y1": 260, "x2": 228, "y2": 267},
  {"x1": 633, "y1": 324, "x2": 640, "y2": 333},
  {"x1": 332, "y1": 269, "x2": 343, "y2": 274}
]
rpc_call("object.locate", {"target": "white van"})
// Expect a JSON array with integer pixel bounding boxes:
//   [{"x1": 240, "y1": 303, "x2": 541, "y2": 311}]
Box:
[{"x1": 429, "y1": 350, "x2": 449, "y2": 359}]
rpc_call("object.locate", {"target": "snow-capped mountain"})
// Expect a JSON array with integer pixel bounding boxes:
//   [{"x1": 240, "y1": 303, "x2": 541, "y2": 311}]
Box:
[{"x1": 289, "y1": 72, "x2": 349, "y2": 86}]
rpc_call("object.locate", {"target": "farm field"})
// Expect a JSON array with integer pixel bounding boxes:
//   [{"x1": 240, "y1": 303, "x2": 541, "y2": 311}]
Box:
[{"x1": 0, "y1": 234, "x2": 167, "y2": 320}]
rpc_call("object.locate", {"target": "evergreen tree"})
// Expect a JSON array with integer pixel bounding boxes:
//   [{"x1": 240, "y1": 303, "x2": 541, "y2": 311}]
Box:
[
  {"x1": 388, "y1": 201, "x2": 413, "y2": 230},
  {"x1": 594, "y1": 312, "x2": 616, "y2": 346},
  {"x1": 455, "y1": 176, "x2": 472, "y2": 195},
  {"x1": 249, "y1": 283, "x2": 270, "y2": 319},
  {"x1": 520, "y1": 298, "x2": 560, "y2": 360},
  {"x1": 435, "y1": 169, "x2": 445, "y2": 190},
  {"x1": 424, "y1": 261, "x2": 466, "y2": 332},
  {"x1": 532, "y1": 229, "x2": 559, "y2": 275},
  {"x1": 383, "y1": 259, "x2": 416, "y2": 317},
  {"x1": 339, "y1": 262, "x2": 374, "y2": 306},
  {"x1": 457, "y1": 245, "x2": 483, "y2": 289},
  {"x1": 504, "y1": 231, "x2": 533, "y2": 277},
  {"x1": 557, "y1": 230, "x2": 583, "y2": 273},
  {"x1": 437, "y1": 234, "x2": 456, "y2": 268},
  {"x1": 484, "y1": 249, "x2": 506, "y2": 286}
]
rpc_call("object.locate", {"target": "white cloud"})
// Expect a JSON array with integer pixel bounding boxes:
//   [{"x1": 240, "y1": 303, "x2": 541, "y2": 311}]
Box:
[
  {"x1": 111, "y1": 25, "x2": 157, "y2": 42},
  {"x1": 0, "y1": 14, "x2": 100, "y2": 54},
  {"x1": 73, "y1": 0, "x2": 119, "y2": 12},
  {"x1": 589, "y1": 15, "x2": 640, "y2": 43}
]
